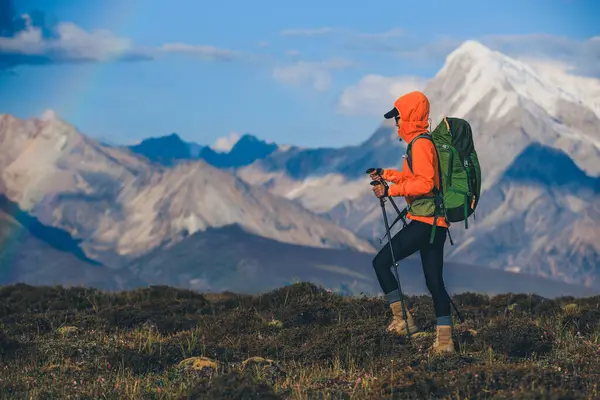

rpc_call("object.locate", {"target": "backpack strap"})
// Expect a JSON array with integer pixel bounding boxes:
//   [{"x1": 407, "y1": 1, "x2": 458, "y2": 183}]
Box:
[
  {"x1": 406, "y1": 134, "x2": 444, "y2": 196},
  {"x1": 405, "y1": 134, "x2": 432, "y2": 174},
  {"x1": 405, "y1": 133, "x2": 451, "y2": 244}
]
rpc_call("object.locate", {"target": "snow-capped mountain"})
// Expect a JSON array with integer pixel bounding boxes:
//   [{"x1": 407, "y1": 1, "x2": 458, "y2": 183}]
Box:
[
  {"x1": 232, "y1": 40, "x2": 600, "y2": 288},
  {"x1": 0, "y1": 113, "x2": 375, "y2": 267},
  {"x1": 426, "y1": 40, "x2": 600, "y2": 186}
]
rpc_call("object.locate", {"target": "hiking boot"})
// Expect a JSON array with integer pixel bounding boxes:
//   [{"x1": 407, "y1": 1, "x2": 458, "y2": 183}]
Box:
[
  {"x1": 386, "y1": 301, "x2": 419, "y2": 336},
  {"x1": 430, "y1": 325, "x2": 455, "y2": 355}
]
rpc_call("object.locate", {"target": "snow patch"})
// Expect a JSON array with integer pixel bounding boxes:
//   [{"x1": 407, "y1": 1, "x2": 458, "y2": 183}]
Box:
[{"x1": 284, "y1": 174, "x2": 371, "y2": 213}]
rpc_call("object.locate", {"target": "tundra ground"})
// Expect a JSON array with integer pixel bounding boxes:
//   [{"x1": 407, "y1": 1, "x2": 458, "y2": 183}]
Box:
[{"x1": 0, "y1": 283, "x2": 599, "y2": 399}]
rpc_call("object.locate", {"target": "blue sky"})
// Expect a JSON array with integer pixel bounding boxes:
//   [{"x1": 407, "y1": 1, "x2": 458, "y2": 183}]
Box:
[{"x1": 1, "y1": 0, "x2": 599, "y2": 149}]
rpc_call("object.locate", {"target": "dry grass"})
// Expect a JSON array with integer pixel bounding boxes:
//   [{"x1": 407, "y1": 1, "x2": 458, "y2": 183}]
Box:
[{"x1": 0, "y1": 282, "x2": 599, "y2": 399}]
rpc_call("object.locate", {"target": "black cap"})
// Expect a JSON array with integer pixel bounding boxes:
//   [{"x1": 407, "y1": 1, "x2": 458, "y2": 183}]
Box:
[{"x1": 384, "y1": 107, "x2": 399, "y2": 119}]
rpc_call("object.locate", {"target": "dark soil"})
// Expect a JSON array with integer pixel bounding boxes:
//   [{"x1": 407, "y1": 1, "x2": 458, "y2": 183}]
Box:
[{"x1": 0, "y1": 282, "x2": 599, "y2": 399}]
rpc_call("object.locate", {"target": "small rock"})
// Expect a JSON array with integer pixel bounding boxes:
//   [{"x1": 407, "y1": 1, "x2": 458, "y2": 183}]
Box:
[
  {"x1": 241, "y1": 356, "x2": 286, "y2": 382},
  {"x1": 179, "y1": 356, "x2": 218, "y2": 373},
  {"x1": 241, "y1": 356, "x2": 275, "y2": 369},
  {"x1": 267, "y1": 319, "x2": 283, "y2": 329}
]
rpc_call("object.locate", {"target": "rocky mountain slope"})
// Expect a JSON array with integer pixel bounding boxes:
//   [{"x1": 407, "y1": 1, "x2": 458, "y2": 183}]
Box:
[
  {"x1": 0, "y1": 194, "x2": 135, "y2": 290},
  {"x1": 231, "y1": 41, "x2": 600, "y2": 288},
  {"x1": 446, "y1": 142, "x2": 600, "y2": 287},
  {"x1": 0, "y1": 112, "x2": 374, "y2": 268}
]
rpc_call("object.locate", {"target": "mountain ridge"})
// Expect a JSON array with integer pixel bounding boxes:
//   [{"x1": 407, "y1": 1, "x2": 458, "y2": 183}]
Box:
[
  {"x1": 127, "y1": 132, "x2": 280, "y2": 169},
  {"x1": 0, "y1": 113, "x2": 376, "y2": 269}
]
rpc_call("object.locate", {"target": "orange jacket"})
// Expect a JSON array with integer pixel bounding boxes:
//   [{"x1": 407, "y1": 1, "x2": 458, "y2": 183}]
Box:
[{"x1": 382, "y1": 91, "x2": 448, "y2": 228}]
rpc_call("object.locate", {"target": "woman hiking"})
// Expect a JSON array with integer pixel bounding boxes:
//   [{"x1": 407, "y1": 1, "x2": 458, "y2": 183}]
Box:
[{"x1": 370, "y1": 90, "x2": 455, "y2": 355}]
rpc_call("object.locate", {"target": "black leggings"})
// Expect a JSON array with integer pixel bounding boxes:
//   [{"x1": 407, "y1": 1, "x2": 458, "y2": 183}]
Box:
[{"x1": 372, "y1": 220, "x2": 451, "y2": 318}]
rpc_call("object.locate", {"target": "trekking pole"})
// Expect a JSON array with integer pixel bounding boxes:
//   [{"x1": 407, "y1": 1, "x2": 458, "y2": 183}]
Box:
[
  {"x1": 448, "y1": 296, "x2": 464, "y2": 323},
  {"x1": 370, "y1": 179, "x2": 411, "y2": 339},
  {"x1": 366, "y1": 168, "x2": 406, "y2": 243}
]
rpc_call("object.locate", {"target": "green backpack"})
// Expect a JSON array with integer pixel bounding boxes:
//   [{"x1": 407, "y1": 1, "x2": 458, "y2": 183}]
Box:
[{"x1": 404, "y1": 117, "x2": 482, "y2": 244}]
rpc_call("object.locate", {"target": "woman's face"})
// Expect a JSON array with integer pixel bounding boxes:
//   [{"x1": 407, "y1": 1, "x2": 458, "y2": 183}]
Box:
[{"x1": 394, "y1": 115, "x2": 402, "y2": 141}]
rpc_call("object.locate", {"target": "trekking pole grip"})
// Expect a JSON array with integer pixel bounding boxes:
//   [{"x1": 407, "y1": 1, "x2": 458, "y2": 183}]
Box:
[
  {"x1": 366, "y1": 168, "x2": 384, "y2": 181},
  {"x1": 366, "y1": 167, "x2": 382, "y2": 175}
]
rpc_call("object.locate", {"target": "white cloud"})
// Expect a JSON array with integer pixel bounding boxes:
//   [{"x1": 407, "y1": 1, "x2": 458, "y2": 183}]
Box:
[
  {"x1": 158, "y1": 43, "x2": 240, "y2": 61},
  {"x1": 280, "y1": 27, "x2": 339, "y2": 36},
  {"x1": 0, "y1": 15, "x2": 243, "y2": 67},
  {"x1": 286, "y1": 49, "x2": 301, "y2": 57},
  {"x1": 272, "y1": 58, "x2": 355, "y2": 91},
  {"x1": 212, "y1": 132, "x2": 240, "y2": 152},
  {"x1": 479, "y1": 34, "x2": 600, "y2": 77},
  {"x1": 337, "y1": 74, "x2": 429, "y2": 116},
  {"x1": 348, "y1": 34, "x2": 600, "y2": 78},
  {"x1": 355, "y1": 28, "x2": 404, "y2": 39},
  {"x1": 0, "y1": 19, "x2": 138, "y2": 63},
  {"x1": 280, "y1": 27, "x2": 404, "y2": 39}
]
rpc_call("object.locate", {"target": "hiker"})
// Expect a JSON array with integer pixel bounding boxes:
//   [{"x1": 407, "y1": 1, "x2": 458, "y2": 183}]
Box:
[{"x1": 370, "y1": 91, "x2": 454, "y2": 355}]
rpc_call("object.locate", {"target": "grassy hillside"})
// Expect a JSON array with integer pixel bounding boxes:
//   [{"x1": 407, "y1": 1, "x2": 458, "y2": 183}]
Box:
[{"x1": 0, "y1": 283, "x2": 599, "y2": 399}]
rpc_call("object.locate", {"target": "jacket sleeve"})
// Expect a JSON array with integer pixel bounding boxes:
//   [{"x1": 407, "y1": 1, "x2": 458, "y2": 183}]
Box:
[
  {"x1": 382, "y1": 169, "x2": 405, "y2": 184},
  {"x1": 388, "y1": 139, "x2": 436, "y2": 197}
]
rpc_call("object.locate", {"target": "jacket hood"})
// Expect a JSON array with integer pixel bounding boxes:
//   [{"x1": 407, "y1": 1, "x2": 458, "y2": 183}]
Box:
[{"x1": 393, "y1": 91, "x2": 430, "y2": 143}]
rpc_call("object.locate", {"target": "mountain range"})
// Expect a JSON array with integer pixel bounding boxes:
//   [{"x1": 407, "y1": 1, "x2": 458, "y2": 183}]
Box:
[
  {"x1": 128, "y1": 41, "x2": 600, "y2": 289},
  {"x1": 128, "y1": 132, "x2": 279, "y2": 169},
  {"x1": 1, "y1": 40, "x2": 599, "y2": 295}
]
